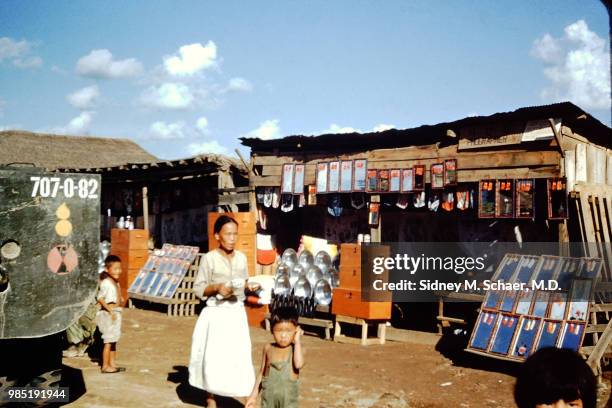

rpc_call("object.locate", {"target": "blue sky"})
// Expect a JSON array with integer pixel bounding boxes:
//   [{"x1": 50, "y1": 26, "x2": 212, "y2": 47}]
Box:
[{"x1": 0, "y1": 1, "x2": 610, "y2": 160}]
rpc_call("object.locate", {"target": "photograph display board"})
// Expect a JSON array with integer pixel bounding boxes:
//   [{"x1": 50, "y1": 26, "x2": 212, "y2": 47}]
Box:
[
  {"x1": 468, "y1": 254, "x2": 602, "y2": 360},
  {"x1": 128, "y1": 244, "x2": 199, "y2": 299}
]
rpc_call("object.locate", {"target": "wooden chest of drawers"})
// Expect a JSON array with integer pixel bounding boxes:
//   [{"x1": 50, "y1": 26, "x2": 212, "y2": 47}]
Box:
[{"x1": 332, "y1": 288, "x2": 391, "y2": 320}]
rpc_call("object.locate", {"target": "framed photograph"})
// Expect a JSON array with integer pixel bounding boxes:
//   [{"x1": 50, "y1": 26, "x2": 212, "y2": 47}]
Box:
[
  {"x1": 444, "y1": 159, "x2": 457, "y2": 186},
  {"x1": 547, "y1": 177, "x2": 568, "y2": 219},
  {"x1": 281, "y1": 163, "x2": 295, "y2": 194},
  {"x1": 492, "y1": 253, "x2": 521, "y2": 281},
  {"x1": 496, "y1": 179, "x2": 514, "y2": 218},
  {"x1": 328, "y1": 161, "x2": 340, "y2": 192},
  {"x1": 378, "y1": 169, "x2": 390, "y2": 192},
  {"x1": 535, "y1": 320, "x2": 562, "y2": 351},
  {"x1": 366, "y1": 169, "x2": 378, "y2": 192},
  {"x1": 128, "y1": 269, "x2": 149, "y2": 293},
  {"x1": 316, "y1": 162, "x2": 329, "y2": 193},
  {"x1": 469, "y1": 311, "x2": 498, "y2": 350},
  {"x1": 340, "y1": 160, "x2": 353, "y2": 192},
  {"x1": 510, "y1": 317, "x2": 541, "y2": 359},
  {"x1": 558, "y1": 321, "x2": 585, "y2": 351},
  {"x1": 389, "y1": 169, "x2": 401, "y2": 192},
  {"x1": 431, "y1": 163, "x2": 444, "y2": 189},
  {"x1": 548, "y1": 292, "x2": 568, "y2": 320},
  {"x1": 536, "y1": 255, "x2": 562, "y2": 283},
  {"x1": 531, "y1": 291, "x2": 550, "y2": 317},
  {"x1": 413, "y1": 165, "x2": 425, "y2": 191},
  {"x1": 579, "y1": 258, "x2": 603, "y2": 279},
  {"x1": 515, "y1": 179, "x2": 535, "y2": 219},
  {"x1": 490, "y1": 314, "x2": 519, "y2": 355},
  {"x1": 353, "y1": 159, "x2": 367, "y2": 191},
  {"x1": 499, "y1": 291, "x2": 519, "y2": 313},
  {"x1": 293, "y1": 164, "x2": 305, "y2": 194},
  {"x1": 515, "y1": 289, "x2": 536, "y2": 315},
  {"x1": 567, "y1": 279, "x2": 593, "y2": 321},
  {"x1": 478, "y1": 179, "x2": 496, "y2": 218},
  {"x1": 401, "y1": 168, "x2": 414, "y2": 192},
  {"x1": 483, "y1": 290, "x2": 503, "y2": 310}
]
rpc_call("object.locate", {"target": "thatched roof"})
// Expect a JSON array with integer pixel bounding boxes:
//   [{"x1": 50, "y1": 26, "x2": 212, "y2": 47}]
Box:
[
  {"x1": 0, "y1": 130, "x2": 158, "y2": 170},
  {"x1": 241, "y1": 102, "x2": 611, "y2": 153}
]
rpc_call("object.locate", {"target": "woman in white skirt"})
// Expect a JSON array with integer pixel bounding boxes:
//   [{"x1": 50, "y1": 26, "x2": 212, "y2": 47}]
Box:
[{"x1": 189, "y1": 215, "x2": 258, "y2": 408}]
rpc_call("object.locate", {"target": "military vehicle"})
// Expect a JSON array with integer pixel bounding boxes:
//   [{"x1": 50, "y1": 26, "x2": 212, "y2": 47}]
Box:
[{"x1": 0, "y1": 166, "x2": 100, "y2": 390}]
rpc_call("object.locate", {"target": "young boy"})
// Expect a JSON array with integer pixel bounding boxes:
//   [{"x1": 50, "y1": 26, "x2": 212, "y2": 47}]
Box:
[
  {"x1": 96, "y1": 255, "x2": 126, "y2": 374},
  {"x1": 514, "y1": 347, "x2": 597, "y2": 408},
  {"x1": 246, "y1": 307, "x2": 304, "y2": 408}
]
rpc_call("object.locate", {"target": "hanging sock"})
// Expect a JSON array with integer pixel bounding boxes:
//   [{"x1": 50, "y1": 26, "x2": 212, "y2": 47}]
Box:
[
  {"x1": 298, "y1": 194, "x2": 306, "y2": 208},
  {"x1": 413, "y1": 191, "x2": 426, "y2": 208},
  {"x1": 428, "y1": 193, "x2": 440, "y2": 212},
  {"x1": 396, "y1": 194, "x2": 409, "y2": 209},
  {"x1": 272, "y1": 188, "x2": 281, "y2": 209},
  {"x1": 257, "y1": 207, "x2": 268, "y2": 230},
  {"x1": 441, "y1": 192, "x2": 454, "y2": 211},
  {"x1": 382, "y1": 194, "x2": 395, "y2": 207},
  {"x1": 256, "y1": 188, "x2": 265, "y2": 204},
  {"x1": 327, "y1": 194, "x2": 343, "y2": 217},
  {"x1": 264, "y1": 187, "x2": 273, "y2": 208},
  {"x1": 351, "y1": 192, "x2": 366, "y2": 209},
  {"x1": 281, "y1": 194, "x2": 294, "y2": 212}
]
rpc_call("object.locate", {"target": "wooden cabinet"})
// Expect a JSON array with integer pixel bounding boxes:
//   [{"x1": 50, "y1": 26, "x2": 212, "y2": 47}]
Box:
[
  {"x1": 208, "y1": 212, "x2": 256, "y2": 276},
  {"x1": 332, "y1": 288, "x2": 391, "y2": 320},
  {"x1": 110, "y1": 228, "x2": 150, "y2": 303}
]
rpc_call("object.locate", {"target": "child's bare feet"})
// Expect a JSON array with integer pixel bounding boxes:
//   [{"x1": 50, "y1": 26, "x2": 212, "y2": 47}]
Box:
[{"x1": 206, "y1": 394, "x2": 217, "y2": 408}]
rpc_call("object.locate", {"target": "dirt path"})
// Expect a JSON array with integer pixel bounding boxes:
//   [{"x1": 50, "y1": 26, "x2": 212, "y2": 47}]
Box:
[{"x1": 61, "y1": 308, "x2": 610, "y2": 407}]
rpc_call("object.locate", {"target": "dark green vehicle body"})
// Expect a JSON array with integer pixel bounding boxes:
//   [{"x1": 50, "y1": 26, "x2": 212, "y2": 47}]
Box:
[{"x1": 0, "y1": 167, "x2": 100, "y2": 387}]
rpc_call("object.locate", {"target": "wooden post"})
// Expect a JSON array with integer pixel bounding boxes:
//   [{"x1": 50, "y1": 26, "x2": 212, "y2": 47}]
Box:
[
  {"x1": 142, "y1": 186, "x2": 149, "y2": 232},
  {"x1": 235, "y1": 148, "x2": 258, "y2": 212}
]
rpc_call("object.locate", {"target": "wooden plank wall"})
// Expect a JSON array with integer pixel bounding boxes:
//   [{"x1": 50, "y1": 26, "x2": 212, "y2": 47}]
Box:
[
  {"x1": 562, "y1": 126, "x2": 612, "y2": 190},
  {"x1": 251, "y1": 143, "x2": 561, "y2": 187}
]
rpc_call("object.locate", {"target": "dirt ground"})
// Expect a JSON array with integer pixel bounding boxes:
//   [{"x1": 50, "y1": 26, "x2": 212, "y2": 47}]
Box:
[{"x1": 61, "y1": 308, "x2": 611, "y2": 408}]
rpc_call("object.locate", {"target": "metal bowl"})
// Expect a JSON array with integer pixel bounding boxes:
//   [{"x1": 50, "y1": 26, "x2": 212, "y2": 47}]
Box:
[
  {"x1": 298, "y1": 250, "x2": 314, "y2": 269},
  {"x1": 293, "y1": 276, "x2": 312, "y2": 298},
  {"x1": 276, "y1": 263, "x2": 290, "y2": 277},
  {"x1": 292, "y1": 263, "x2": 306, "y2": 277},
  {"x1": 329, "y1": 267, "x2": 340, "y2": 288},
  {"x1": 305, "y1": 265, "x2": 323, "y2": 287},
  {"x1": 274, "y1": 275, "x2": 291, "y2": 296},
  {"x1": 314, "y1": 279, "x2": 332, "y2": 305},
  {"x1": 314, "y1": 251, "x2": 331, "y2": 267},
  {"x1": 281, "y1": 248, "x2": 298, "y2": 265}
]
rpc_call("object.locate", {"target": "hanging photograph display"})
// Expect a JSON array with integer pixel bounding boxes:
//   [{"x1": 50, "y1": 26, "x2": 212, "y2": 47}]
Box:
[
  {"x1": 389, "y1": 169, "x2": 401, "y2": 192},
  {"x1": 547, "y1": 177, "x2": 568, "y2": 219},
  {"x1": 413, "y1": 165, "x2": 425, "y2": 190},
  {"x1": 293, "y1": 164, "x2": 305, "y2": 194},
  {"x1": 536, "y1": 320, "x2": 562, "y2": 350},
  {"x1": 515, "y1": 179, "x2": 535, "y2": 219},
  {"x1": 328, "y1": 161, "x2": 340, "y2": 192},
  {"x1": 490, "y1": 314, "x2": 519, "y2": 355},
  {"x1": 353, "y1": 159, "x2": 367, "y2": 191},
  {"x1": 340, "y1": 160, "x2": 353, "y2": 192},
  {"x1": 366, "y1": 169, "x2": 378, "y2": 192},
  {"x1": 444, "y1": 159, "x2": 457, "y2": 186},
  {"x1": 281, "y1": 163, "x2": 295, "y2": 194},
  {"x1": 558, "y1": 321, "x2": 585, "y2": 351},
  {"x1": 401, "y1": 168, "x2": 414, "y2": 192},
  {"x1": 378, "y1": 169, "x2": 390, "y2": 192},
  {"x1": 469, "y1": 311, "x2": 498, "y2": 350},
  {"x1": 431, "y1": 163, "x2": 444, "y2": 189},
  {"x1": 478, "y1": 179, "x2": 496, "y2": 218},
  {"x1": 511, "y1": 317, "x2": 541, "y2": 358},
  {"x1": 496, "y1": 179, "x2": 514, "y2": 218},
  {"x1": 316, "y1": 162, "x2": 329, "y2": 193}
]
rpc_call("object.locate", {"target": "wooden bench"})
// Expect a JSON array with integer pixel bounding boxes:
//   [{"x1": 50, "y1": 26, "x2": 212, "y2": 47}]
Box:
[{"x1": 333, "y1": 314, "x2": 387, "y2": 346}]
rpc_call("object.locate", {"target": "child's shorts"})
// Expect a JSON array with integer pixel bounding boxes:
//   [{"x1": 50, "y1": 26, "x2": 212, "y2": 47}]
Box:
[{"x1": 96, "y1": 309, "x2": 122, "y2": 343}]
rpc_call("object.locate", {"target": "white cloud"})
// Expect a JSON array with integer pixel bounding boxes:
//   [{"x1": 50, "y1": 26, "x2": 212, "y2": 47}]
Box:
[
  {"x1": 227, "y1": 77, "x2": 253, "y2": 92},
  {"x1": 196, "y1": 116, "x2": 209, "y2": 134},
  {"x1": 149, "y1": 121, "x2": 186, "y2": 140},
  {"x1": 76, "y1": 49, "x2": 143, "y2": 79},
  {"x1": 373, "y1": 123, "x2": 395, "y2": 132},
  {"x1": 140, "y1": 82, "x2": 194, "y2": 109},
  {"x1": 67, "y1": 85, "x2": 100, "y2": 109},
  {"x1": 164, "y1": 41, "x2": 217, "y2": 76},
  {"x1": 52, "y1": 111, "x2": 94, "y2": 135},
  {"x1": 322, "y1": 124, "x2": 360, "y2": 134},
  {"x1": 531, "y1": 20, "x2": 610, "y2": 110},
  {"x1": 245, "y1": 119, "x2": 281, "y2": 140},
  {"x1": 0, "y1": 98, "x2": 5, "y2": 117},
  {"x1": 187, "y1": 140, "x2": 228, "y2": 155},
  {"x1": 0, "y1": 37, "x2": 42, "y2": 69}
]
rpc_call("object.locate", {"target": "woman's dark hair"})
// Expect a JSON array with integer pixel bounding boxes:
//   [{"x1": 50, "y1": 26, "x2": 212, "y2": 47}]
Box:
[
  {"x1": 213, "y1": 215, "x2": 238, "y2": 234},
  {"x1": 270, "y1": 306, "x2": 298, "y2": 330},
  {"x1": 514, "y1": 347, "x2": 597, "y2": 408}
]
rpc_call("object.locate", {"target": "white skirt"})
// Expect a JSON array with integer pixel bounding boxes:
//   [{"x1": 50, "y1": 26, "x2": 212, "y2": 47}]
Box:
[{"x1": 188, "y1": 303, "x2": 255, "y2": 397}]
